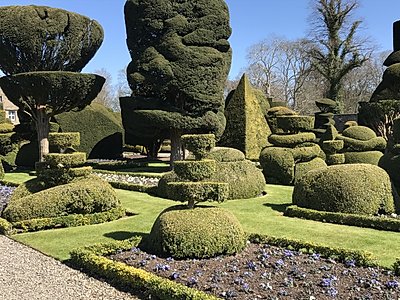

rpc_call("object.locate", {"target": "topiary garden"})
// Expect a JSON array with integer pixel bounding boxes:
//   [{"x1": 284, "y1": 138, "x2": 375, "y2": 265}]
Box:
[{"x1": 0, "y1": 3, "x2": 399, "y2": 300}]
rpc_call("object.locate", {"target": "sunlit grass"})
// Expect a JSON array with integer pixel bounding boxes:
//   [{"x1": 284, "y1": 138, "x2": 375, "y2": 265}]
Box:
[{"x1": 11, "y1": 181, "x2": 400, "y2": 267}]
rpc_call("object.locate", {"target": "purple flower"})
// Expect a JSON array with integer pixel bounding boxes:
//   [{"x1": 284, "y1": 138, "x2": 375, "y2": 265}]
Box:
[
  {"x1": 139, "y1": 259, "x2": 147, "y2": 266},
  {"x1": 344, "y1": 259, "x2": 356, "y2": 268},
  {"x1": 311, "y1": 253, "x2": 321, "y2": 260},
  {"x1": 187, "y1": 277, "x2": 197, "y2": 286},
  {"x1": 247, "y1": 260, "x2": 257, "y2": 271},
  {"x1": 170, "y1": 272, "x2": 180, "y2": 280},
  {"x1": 327, "y1": 287, "x2": 338, "y2": 297},
  {"x1": 242, "y1": 282, "x2": 250, "y2": 293},
  {"x1": 283, "y1": 249, "x2": 294, "y2": 258},
  {"x1": 131, "y1": 247, "x2": 141, "y2": 253},
  {"x1": 385, "y1": 280, "x2": 399, "y2": 289},
  {"x1": 275, "y1": 259, "x2": 285, "y2": 267}
]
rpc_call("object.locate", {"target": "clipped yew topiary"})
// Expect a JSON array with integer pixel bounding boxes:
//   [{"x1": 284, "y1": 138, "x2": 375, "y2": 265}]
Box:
[
  {"x1": 293, "y1": 164, "x2": 395, "y2": 215},
  {"x1": 140, "y1": 206, "x2": 246, "y2": 259},
  {"x1": 122, "y1": 0, "x2": 232, "y2": 162},
  {"x1": 147, "y1": 134, "x2": 246, "y2": 259},
  {"x1": 220, "y1": 74, "x2": 271, "y2": 160},
  {"x1": 336, "y1": 126, "x2": 386, "y2": 165},
  {"x1": 3, "y1": 176, "x2": 119, "y2": 222},
  {"x1": 0, "y1": 5, "x2": 105, "y2": 162},
  {"x1": 55, "y1": 102, "x2": 123, "y2": 159}
]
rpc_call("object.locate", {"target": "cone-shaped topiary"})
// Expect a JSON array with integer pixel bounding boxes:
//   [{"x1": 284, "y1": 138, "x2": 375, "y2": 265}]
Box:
[{"x1": 220, "y1": 74, "x2": 271, "y2": 160}]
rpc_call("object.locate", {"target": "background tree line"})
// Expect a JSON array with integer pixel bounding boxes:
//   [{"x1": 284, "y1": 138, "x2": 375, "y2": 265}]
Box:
[{"x1": 228, "y1": 0, "x2": 389, "y2": 115}]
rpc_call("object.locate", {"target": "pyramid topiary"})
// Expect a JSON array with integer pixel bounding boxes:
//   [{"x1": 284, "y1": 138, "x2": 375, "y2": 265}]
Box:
[{"x1": 220, "y1": 74, "x2": 271, "y2": 160}]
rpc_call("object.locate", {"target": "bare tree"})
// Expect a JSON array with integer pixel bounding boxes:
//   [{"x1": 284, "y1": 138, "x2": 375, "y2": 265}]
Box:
[
  {"x1": 245, "y1": 36, "x2": 314, "y2": 109},
  {"x1": 93, "y1": 68, "x2": 119, "y2": 111},
  {"x1": 341, "y1": 50, "x2": 389, "y2": 113},
  {"x1": 308, "y1": 0, "x2": 372, "y2": 112}
]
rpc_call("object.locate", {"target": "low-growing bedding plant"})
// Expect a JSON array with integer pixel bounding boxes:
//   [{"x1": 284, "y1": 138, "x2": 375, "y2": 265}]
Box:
[{"x1": 70, "y1": 234, "x2": 400, "y2": 300}]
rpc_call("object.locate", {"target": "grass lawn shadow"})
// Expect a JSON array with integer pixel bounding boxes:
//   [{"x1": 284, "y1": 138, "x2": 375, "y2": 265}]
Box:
[
  {"x1": 263, "y1": 202, "x2": 291, "y2": 213},
  {"x1": 103, "y1": 231, "x2": 146, "y2": 241}
]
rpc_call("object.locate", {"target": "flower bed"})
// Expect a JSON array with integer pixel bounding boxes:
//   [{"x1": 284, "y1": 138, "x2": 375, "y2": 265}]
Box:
[{"x1": 69, "y1": 234, "x2": 400, "y2": 300}]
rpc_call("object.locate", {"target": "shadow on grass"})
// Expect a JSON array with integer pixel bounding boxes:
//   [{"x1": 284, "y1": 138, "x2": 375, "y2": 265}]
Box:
[
  {"x1": 103, "y1": 231, "x2": 146, "y2": 241},
  {"x1": 263, "y1": 202, "x2": 291, "y2": 213}
]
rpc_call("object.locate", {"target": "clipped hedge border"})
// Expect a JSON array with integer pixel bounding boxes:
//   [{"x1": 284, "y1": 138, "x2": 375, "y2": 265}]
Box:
[
  {"x1": 68, "y1": 233, "x2": 385, "y2": 300},
  {"x1": 0, "y1": 180, "x2": 19, "y2": 187},
  {"x1": 248, "y1": 233, "x2": 376, "y2": 267},
  {"x1": 109, "y1": 181, "x2": 158, "y2": 194},
  {"x1": 174, "y1": 159, "x2": 216, "y2": 181},
  {"x1": 70, "y1": 237, "x2": 221, "y2": 300},
  {"x1": 93, "y1": 169, "x2": 164, "y2": 178},
  {"x1": 87, "y1": 160, "x2": 149, "y2": 171},
  {"x1": 0, "y1": 207, "x2": 126, "y2": 234},
  {"x1": 284, "y1": 205, "x2": 400, "y2": 233}
]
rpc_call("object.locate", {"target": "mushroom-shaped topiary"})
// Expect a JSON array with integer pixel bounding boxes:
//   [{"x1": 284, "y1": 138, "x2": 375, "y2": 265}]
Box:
[
  {"x1": 0, "y1": 5, "x2": 103, "y2": 75},
  {"x1": 0, "y1": 72, "x2": 105, "y2": 161},
  {"x1": 293, "y1": 164, "x2": 395, "y2": 215}
]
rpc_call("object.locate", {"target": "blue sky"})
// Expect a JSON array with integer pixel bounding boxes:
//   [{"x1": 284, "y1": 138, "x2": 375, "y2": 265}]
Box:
[{"x1": 1, "y1": 0, "x2": 400, "y2": 83}]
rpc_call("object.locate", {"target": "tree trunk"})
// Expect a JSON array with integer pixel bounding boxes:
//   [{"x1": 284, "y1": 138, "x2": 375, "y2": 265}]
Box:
[
  {"x1": 36, "y1": 108, "x2": 50, "y2": 162},
  {"x1": 170, "y1": 128, "x2": 183, "y2": 166}
]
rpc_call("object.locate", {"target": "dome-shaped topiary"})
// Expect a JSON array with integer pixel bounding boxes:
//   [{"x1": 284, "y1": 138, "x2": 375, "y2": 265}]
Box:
[
  {"x1": 3, "y1": 176, "x2": 120, "y2": 222},
  {"x1": 342, "y1": 126, "x2": 377, "y2": 141},
  {"x1": 140, "y1": 206, "x2": 246, "y2": 259},
  {"x1": 293, "y1": 164, "x2": 395, "y2": 215}
]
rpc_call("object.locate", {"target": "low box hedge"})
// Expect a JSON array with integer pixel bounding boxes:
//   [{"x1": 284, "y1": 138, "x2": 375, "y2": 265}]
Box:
[
  {"x1": 109, "y1": 181, "x2": 158, "y2": 194},
  {"x1": 70, "y1": 237, "x2": 221, "y2": 300},
  {"x1": 0, "y1": 207, "x2": 126, "y2": 234},
  {"x1": 93, "y1": 169, "x2": 164, "y2": 178},
  {"x1": 87, "y1": 160, "x2": 149, "y2": 170},
  {"x1": 284, "y1": 205, "x2": 400, "y2": 233}
]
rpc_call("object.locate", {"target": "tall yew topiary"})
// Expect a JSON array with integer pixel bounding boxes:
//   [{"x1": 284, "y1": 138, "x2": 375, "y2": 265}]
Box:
[
  {"x1": 0, "y1": 6, "x2": 104, "y2": 162},
  {"x1": 219, "y1": 73, "x2": 271, "y2": 160},
  {"x1": 121, "y1": 0, "x2": 232, "y2": 163}
]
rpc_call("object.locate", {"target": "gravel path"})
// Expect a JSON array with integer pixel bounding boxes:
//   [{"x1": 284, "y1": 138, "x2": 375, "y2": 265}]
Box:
[{"x1": 0, "y1": 236, "x2": 141, "y2": 300}]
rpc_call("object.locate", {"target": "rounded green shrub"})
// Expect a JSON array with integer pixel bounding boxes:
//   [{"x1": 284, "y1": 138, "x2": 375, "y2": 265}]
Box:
[
  {"x1": 259, "y1": 147, "x2": 294, "y2": 185},
  {"x1": 342, "y1": 126, "x2": 377, "y2": 141},
  {"x1": 210, "y1": 160, "x2": 265, "y2": 199},
  {"x1": 326, "y1": 153, "x2": 345, "y2": 165},
  {"x1": 322, "y1": 140, "x2": 344, "y2": 154},
  {"x1": 0, "y1": 161, "x2": 4, "y2": 180},
  {"x1": 49, "y1": 132, "x2": 80, "y2": 149},
  {"x1": 166, "y1": 182, "x2": 229, "y2": 204},
  {"x1": 277, "y1": 115, "x2": 314, "y2": 133},
  {"x1": 140, "y1": 206, "x2": 246, "y2": 259},
  {"x1": 344, "y1": 151, "x2": 383, "y2": 165},
  {"x1": 293, "y1": 164, "x2": 394, "y2": 215},
  {"x1": 173, "y1": 159, "x2": 216, "y2": 182},
  {"x1": 182, "y1": 134, "x2": 215, "y2": 160},
  {"x1": 36, "y1": 166, "x2": 93, "y2": 187},
  {"x1": 338, "y1": 136, "x2": 386, "y2": 152},
  {"x1": 266, "y1": 106, "x2": 297, "y2": 134},
  {"x1": 44, "y1": 152, "x2": 86, "y2": 168},
  {"x1": 0, "y1": 123, "x2": 14, "y2": 133},
  {"x1": 268, "y1": 132, "x2": 316, "y2": 147},
  {"x1": 294, "y1": 157, "x2": 327, "y2": 183},
  {"x1": 3, "y1": 176, "x2": 119, "y2": 222},
  {"x1": 205, "y1": 147, "x2": 245, "y2": 162},
  {"x1": 290, "y1": 143, "x2": 321, "y2": 162}
]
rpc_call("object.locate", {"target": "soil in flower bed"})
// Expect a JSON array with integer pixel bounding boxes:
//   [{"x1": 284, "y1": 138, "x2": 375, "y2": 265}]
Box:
[{"x1": 110, "y1": 243, "x2": 399, "y2": 300}]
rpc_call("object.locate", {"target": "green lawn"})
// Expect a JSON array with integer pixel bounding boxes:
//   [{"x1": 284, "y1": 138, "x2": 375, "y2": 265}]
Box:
[
  {"x1": 4, "y1": 171, "x2": 33, "y2": 184},
  {"x1": 10, "y1": 182, "x2": 400, "y2": 267}
]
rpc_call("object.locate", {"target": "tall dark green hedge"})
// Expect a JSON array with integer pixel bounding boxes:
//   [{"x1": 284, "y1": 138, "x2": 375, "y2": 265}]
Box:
[
  {"x1": 55, "y1": 103, "x2": 123, "y2": 159},
  {"x1": 121, "y1": 0, "x2": 232, "y2": 160},
  {"x1": 0, "y1": 5, "x2": 103, "y2": 75}
]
